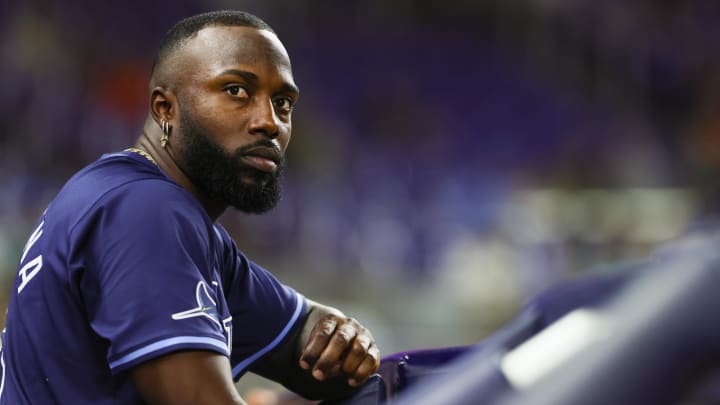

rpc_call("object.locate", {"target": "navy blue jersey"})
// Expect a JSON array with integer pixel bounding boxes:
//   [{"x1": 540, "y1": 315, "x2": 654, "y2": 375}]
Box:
[{"x1": 0, "y1": 151, "x2": 306, "y2": 404}]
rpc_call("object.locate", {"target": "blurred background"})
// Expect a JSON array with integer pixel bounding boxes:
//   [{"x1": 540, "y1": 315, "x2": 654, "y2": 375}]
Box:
[{"x1": 2, "y1": 0, "x2": 720, "y2": 398}]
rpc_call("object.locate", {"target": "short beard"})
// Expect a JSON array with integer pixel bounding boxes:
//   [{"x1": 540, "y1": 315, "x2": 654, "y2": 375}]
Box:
[{"x1": 178, "y1": 109, "x2": 284, "y2": 214}]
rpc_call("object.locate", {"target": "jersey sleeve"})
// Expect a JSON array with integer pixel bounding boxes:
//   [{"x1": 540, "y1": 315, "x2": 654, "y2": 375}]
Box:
[
  {"x1": 213, "y1": 226, "x2": 307, "y2": 380},
  {"x1": 76, "y1": 180, "x2": 229, "y2": 374}
]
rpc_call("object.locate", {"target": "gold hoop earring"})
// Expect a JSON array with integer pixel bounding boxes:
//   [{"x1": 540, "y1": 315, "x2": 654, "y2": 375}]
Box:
[{"x1": 160, "y1": 119, "x2": 171, "y2": 148}]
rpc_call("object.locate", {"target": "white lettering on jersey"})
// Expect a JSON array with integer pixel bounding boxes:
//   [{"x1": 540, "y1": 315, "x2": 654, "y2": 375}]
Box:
[
  {"x1": 17, "y1": 220, "x2": 45, "y2": 294},
  {"x1": 20, "y1": 220, "x2": 44, "y2": 264},
  {"x1": 17, "y1": 256, "x2": 43, "y2": 294}
]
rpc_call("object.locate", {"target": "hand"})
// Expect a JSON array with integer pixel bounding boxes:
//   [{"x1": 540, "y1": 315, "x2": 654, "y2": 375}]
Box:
[{"x1": 298, "y1": 314, "x2": 380, "y2": 387}]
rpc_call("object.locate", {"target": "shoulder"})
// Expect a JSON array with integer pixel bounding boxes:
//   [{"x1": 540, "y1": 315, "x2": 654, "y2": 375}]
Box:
[
  {"x1": 76, "y1": 152, "x2": 194, "y2": 207},
  {"x1": 54, "y1": 152, "x2": 209, "y2": 240}
]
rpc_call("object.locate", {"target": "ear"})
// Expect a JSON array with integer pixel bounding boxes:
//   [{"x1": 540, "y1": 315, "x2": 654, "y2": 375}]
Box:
[{"x1": 150, "y1": 86, "x2": 176, "y2": 127}]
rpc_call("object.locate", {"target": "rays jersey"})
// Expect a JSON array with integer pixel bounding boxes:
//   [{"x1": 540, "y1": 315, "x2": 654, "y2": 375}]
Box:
[{"x1": 0, "y1": 151, "x2": 306, "y2": 404}]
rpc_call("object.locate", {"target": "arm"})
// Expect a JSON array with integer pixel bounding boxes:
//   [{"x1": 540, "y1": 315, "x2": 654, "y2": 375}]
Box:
[
  {"x1": 249, "y1": 299, "x2": 380, "y2": 400},
  {"x1": 82, "y1": 187, "x2": 248, "y2": 404},
  {"x1": 132, "y1": 351, "x2": 247, "y2": 405}
]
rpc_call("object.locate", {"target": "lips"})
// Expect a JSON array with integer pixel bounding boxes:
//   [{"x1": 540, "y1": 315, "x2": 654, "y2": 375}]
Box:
[{"x1": 241, "y1": 146, "x2": 281, "y2": 173}]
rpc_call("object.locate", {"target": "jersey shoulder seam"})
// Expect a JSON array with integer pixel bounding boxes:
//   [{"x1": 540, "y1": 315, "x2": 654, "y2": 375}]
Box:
[{"x1": 66, "y1": 175, "x2": 193, "y2": 238}]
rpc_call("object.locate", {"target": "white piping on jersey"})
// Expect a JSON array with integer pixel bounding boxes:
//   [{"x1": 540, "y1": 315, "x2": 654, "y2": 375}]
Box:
[
  {"x1": 0, "y1": 346, "x2": 6, "y2": 400},
  {"x1": 213, "y1": 226, "x2": 223, "y2": 243},
  {"x1": 109, "y1": 335, "x2": 229, "y2": 370},
  {"x1": 211, "y1": 224, "x2": 306, "y2": 378},
  {"x1": 103, "y1": 152, "x2": 130, "y2": 159},
  {"x1": 232, "y1": 293, "x2": 306, "y2": 379}
]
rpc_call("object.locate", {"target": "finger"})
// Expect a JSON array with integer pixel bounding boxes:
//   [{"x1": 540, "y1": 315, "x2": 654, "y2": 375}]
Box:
[
  {"x1": 299, "y1": 317, "x2": 338, "y2": 370},
  {"x1": 348, "y1": 344, "x2": 381, "y2": 387},
  {"x1": 312, "y1": 321, "x2": 358, "y2": 380},
  {"x1": 342, "y1": 330, "x2": 371, "y2": 375}
]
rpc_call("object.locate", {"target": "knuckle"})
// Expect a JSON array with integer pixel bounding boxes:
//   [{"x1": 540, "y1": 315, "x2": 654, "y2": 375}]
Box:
[
  {"x1": 356, "y1": 335, "x2": 371, "y2": 349},
  {"x1": 322, "y1": 315, "x2": 338, "y2": 325},
  {"x1": 317, "y1": 323, "x2": 336, "y2": 337},
  {"x1": 369, "y1": 346, "x2": 380, "y2": 361},
  {"x1": 334, "y1": 332, "x2": 350, "y2": 345},
  {"x1": 350, "y1": 343, "x2": 366, "y2": 357},
  {"x1": 335, "y1": 325, "x2": 356, "y2": 343}
]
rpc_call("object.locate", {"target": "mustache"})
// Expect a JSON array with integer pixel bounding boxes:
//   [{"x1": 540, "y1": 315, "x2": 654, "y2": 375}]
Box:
[{"x1": 234, "y1": 139, "x2": 283, "y2": 158}]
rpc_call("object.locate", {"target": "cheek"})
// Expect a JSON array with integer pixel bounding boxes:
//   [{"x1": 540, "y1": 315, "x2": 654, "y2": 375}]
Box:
[
  {"x1": 179, "y1": 98, "x2": 224, "y2": 134},
  {"x1": 194, "y1": 110, "x2": 244, "y2": 145},
  {"x1": 279, "y1": 124, "x2": 292, "y2": 151}
]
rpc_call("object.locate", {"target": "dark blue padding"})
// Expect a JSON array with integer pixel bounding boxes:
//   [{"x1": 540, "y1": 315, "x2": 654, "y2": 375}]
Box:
[
  {"x1": 390, "y1": 241, "x2": 720, "y2": 405},
  {"x1": 376, "y1": 309, "x2": 541, "y2": 401},
  {"x1": 379, "y1": 346, "x2": 468, "y2": 400},
  {"x1": 383, "y1": 263, "x2": 646, "y2": 405},
  {"x1": 527, "y1": 262, "x2": 642, "y2": 328},
  {"x1": 327, "y1": 262, "x2": 644, "y2": 405},
  {"x1": 384, "y1": 309, "x2": 539, "y2": 405},
  {"x1": 380, "y1": 268, "x2": 638, "y2": 399},
  {"x1": 498, "y1": 247, "x2": 720, "y2": 405}
]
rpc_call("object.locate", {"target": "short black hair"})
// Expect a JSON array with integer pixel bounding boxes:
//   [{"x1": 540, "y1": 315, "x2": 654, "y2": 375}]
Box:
[{"x1": 151, "y1": 10, "x2": 274, "y2": 75}]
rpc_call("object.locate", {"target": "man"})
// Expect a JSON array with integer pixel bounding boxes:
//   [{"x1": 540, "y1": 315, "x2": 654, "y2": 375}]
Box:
[{"x1": 0, "y1": 10, "x2": 379, "y2": 404}]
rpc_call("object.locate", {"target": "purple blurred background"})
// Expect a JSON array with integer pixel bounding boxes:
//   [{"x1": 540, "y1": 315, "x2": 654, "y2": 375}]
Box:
[{"x1": 2, "y1": 0, "x2": 720, "y2": 394}]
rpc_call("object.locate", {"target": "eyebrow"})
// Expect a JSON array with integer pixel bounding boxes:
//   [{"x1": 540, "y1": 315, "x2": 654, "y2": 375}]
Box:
[{"x1": 219, "y1": 68, "x2": 300, "y2": 95}]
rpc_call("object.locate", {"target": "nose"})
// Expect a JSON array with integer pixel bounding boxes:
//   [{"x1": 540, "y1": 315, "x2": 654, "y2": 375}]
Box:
[{"x1": 248, "y1": 97, "x2": 280, "y2": 139}]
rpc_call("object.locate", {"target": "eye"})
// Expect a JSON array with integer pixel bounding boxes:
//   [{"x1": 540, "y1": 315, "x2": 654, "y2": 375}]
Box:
[
  {"x1": 225, "y1": 85, "x2": 249, "y2": 98},
  {"x1": 274, "y1": 97, "x2": 295, "y2": 114}
]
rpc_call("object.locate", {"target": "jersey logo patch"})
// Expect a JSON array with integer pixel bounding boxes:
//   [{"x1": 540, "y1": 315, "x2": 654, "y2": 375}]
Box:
[{"x1": 171, "y1": 281, "x2": 220, "y2": 327}]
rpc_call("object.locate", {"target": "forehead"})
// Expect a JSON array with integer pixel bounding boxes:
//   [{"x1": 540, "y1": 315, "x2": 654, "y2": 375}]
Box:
[{"x1": 178, "y1": 25, "x2": 293, "y2": 84}]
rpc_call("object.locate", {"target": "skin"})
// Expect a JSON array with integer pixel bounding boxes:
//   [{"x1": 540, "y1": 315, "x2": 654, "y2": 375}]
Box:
[{"x1": 130, "y1": 25, "x2": 380, "y2": 404}]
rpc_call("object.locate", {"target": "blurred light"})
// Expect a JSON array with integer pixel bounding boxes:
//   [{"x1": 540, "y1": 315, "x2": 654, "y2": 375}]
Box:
[
  {"x1": 501, "y1": 187, "x2": 697, "y2": 245},
  {"x1": 501, "y1": 309, "x2": 607, "y2": 389}
]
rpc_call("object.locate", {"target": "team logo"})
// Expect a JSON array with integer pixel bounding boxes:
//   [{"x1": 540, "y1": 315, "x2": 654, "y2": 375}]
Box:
[
  {"x1": 171, "y1": 281, "x2": 221, "y2": 327},
  {"x1": 171, "y1": 281, "x2": 233, "y2": 352}
]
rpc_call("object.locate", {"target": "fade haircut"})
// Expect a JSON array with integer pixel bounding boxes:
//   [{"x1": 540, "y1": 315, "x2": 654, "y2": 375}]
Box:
[{"x1": 151, "y1": 10, "x2": 275, "y2": 75}]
